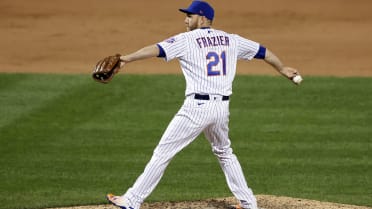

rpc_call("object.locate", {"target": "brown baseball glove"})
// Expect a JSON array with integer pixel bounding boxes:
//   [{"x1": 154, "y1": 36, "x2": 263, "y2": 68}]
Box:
[{"x1": 92, "y1": 54, "x2": 122, "y2": 84}]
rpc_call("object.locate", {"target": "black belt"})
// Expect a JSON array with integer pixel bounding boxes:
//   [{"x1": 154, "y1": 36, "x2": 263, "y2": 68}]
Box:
[{"x1": 194, "y1": 94, "x2": 229, "y2": 101}]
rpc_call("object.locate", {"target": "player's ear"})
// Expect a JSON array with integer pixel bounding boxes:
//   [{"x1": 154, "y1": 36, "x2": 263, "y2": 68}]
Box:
[
  {"x1": 196, "y1": 16, "x2": 203, "y2": 26},
  {"x1": 207, "y1": 18, "x2": 213, "y2": 26},
  {"x1": 204, "y1": 16, "x2": 212, "y2": 26},
  {"x1": 198, "y1": 16, "x2": 208, "y2": 27}
]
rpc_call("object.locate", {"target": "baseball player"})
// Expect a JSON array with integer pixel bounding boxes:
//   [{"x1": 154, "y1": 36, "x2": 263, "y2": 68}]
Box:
[{"x1": 104, "y1": 1, "x2": 301, "y2": 209}]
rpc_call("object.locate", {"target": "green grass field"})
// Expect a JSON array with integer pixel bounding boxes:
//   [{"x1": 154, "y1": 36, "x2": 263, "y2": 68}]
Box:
[{"x1": 0, "y1": 74, "x2": 371, "y2": 209}]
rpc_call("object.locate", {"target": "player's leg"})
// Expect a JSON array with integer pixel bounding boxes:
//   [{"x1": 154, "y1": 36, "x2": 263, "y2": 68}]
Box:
[
  {"x1": 122, "y1": 97, "x2": 210, "y2": 208},
  {"x1": 203, "y1": 102, "x2": 258, "y2": 209}
]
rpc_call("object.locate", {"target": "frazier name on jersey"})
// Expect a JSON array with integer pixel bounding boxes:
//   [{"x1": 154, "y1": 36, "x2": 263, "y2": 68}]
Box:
[{"x1": 196, "y1": 36, "x2": 230, "y2": 48}]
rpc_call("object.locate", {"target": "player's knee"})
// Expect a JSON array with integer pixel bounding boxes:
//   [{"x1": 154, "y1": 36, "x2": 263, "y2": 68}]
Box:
[{"x1": 212, "y1": 146, "x2": 234, "y2": 161}]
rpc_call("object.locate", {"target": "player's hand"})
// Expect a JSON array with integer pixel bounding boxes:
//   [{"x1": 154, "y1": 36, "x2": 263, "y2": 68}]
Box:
[
  {"x1": 280, "y1": 66, "x2": 298, "y2": 78},
  {"x1": 280, "y1": 66, "x2": 302, "y2": 85},
  {"x1": 119, "y1": 60, "x2": 126, "y2": 69}
]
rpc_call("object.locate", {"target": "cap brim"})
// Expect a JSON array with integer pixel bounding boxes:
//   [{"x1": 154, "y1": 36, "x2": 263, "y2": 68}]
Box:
[{"x1": 179, "y1": 9, "x2": 194, "y2": 15}]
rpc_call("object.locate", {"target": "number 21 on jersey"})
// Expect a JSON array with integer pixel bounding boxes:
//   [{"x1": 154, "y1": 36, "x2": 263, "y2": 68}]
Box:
[{"x1": 206, "y1": 51, "x2": 226, "y2": 76}]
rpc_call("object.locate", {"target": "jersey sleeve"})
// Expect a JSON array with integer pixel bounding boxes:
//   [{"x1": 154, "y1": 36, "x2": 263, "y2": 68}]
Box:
[
  {"x1": 157, "y1": 33, "x2": 188, "y2": 62},
  {"x1": 234, "y1": 34, "x2": 260, "y2": 60}
]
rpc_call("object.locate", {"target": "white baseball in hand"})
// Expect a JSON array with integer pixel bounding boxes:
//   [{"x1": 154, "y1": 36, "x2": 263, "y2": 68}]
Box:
[{"x1": 292, "y1": 75, "x2": 303, "y2": 84}]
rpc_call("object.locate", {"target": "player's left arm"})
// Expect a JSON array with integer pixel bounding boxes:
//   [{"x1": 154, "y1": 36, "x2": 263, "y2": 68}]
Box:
[
  {"x1": 92, "y1": 44, "x2": 163, "y2": 83},
  {"x1": 117, "y1": 44, "x2": 160, "y2": 68},
  {"x1": 263, "y1": 48, "x2": 301, "y2": 82}
]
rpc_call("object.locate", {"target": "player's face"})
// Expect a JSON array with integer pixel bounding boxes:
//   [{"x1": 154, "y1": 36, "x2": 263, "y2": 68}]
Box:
[{"x1": 184, "y1": 14, "x2": 199, "y2": 31}]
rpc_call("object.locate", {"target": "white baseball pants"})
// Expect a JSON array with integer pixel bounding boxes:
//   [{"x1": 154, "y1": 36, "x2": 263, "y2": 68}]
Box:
[{"x1": 123, "y1": 95, "x2": 258, "y2": 209}]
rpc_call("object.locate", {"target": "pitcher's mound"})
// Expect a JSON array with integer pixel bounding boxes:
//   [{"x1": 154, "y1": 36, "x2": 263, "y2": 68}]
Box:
[{"x1": 50, "y1": 195, "x2": 371, "y2": 209}]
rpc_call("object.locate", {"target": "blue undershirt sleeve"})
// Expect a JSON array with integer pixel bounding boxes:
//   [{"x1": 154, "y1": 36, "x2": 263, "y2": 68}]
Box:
[
  {"x1": 157, "y1": 44, "x2": 166, "y2": 58},
  {"x1": 254, "y1": 45, "x2": 266, "y2": 59}
]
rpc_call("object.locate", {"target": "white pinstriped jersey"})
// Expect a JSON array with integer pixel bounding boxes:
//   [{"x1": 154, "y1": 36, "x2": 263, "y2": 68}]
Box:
[{"x1": 157, "y1": 28, "x2": 260, "y2": 96}]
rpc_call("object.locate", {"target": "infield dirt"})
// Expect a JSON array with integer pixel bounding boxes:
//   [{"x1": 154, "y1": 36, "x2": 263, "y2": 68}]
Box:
[
  {"x1": 1, "y1": 0, "x2": 372, "y2": 76},
  {"x1": 1, "y1": 0, "x2": 371, "y2": 209}
]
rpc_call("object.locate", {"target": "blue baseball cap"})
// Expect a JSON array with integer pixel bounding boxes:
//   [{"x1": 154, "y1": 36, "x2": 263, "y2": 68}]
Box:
[{"x1": 179, "y1": 1, "x2": 214, "y2": 21}]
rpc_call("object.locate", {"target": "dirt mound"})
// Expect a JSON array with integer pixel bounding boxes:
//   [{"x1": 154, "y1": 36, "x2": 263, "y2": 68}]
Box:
[{"x1": 50, "y1": 195, "x2": 371, "y2": 209}]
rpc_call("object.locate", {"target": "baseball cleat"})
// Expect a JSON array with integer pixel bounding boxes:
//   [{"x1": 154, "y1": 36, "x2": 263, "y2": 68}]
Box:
[
  {"x1": 228, "y1": 205, "x2": 243, "y2": 209},
  {"x1": 106, "y1": 193, "x2": 134, "y2": 209},
  {"x1": 228, "y1": 205, "x2": 263, "y2": 209}
]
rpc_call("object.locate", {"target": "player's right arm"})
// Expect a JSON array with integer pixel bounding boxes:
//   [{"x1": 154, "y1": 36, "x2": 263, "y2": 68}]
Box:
[
  {"x1": 235, "y1": 34, "x2": 301, "y2": 83},
  {"x1": 263, "y1": 49, "x2": 300, "y2": 81}
]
